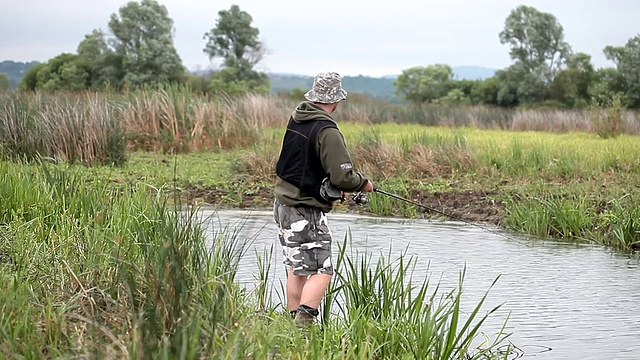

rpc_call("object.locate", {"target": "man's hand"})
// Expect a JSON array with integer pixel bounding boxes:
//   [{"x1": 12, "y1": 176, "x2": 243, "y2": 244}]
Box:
[{"x1": 360, "y1": 180, "x2": 374, "y2": 192}]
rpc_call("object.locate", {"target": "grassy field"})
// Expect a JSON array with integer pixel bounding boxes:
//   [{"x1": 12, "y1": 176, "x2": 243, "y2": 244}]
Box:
[
  {"x1": 1, "y1": 89, "x2": 639, "y2": 357},
  {"x1": 1, "y1": 89, "x2": 639, "y2": 253},
  {"x1": 0, "y1": 161, "x2": 513, "y2": 359},
  {"x1": 52, "y1": 121, "x2": 637, "y2": 252}
]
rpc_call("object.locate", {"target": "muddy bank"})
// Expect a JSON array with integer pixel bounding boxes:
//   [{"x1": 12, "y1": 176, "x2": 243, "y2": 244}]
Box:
[
  {"x1": 183, "y1": 185, "x2": 506, "y2": 226},
  {"x1": 407, "y1": 189, "x2": 504, "y2": 225}
]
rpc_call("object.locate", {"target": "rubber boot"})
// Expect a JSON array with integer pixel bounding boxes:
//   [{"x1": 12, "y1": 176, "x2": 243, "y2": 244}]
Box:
[{"x1": 294, "y1": 304, "x2": 319, "y2": 326}]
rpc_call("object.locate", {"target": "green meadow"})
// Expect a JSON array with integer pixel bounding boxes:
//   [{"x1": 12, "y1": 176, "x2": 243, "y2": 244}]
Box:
[
  {"x1": 1, "y1": 89, "x2": 637, "y2": 252},
  {"x1": 47, "y1": 121, "x2": 638, "y2": 253},
  {"x1": 1, "y1": 89, "x2": 639, "y2": 358}
]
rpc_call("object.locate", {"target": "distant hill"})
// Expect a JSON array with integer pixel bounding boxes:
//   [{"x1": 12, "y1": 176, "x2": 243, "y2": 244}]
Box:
[
  {"x1": 2, "y1": 59, "x2": 496, "y2": 99},
  {"x1": 268, "y1": 73, "x2": 312, "y2": 93},
  {"x1": 268, "y1": 66, "x2": 497, "y2": 102},
  {"x1": 381, "y1": 66, "x2": 496, "y2": 80},
  {"x1": 269, "y1": 73, "x2": 399, "y2": 102},
  {"x1": 0, "y1": 60, "x2": 40, "y2": 88}
]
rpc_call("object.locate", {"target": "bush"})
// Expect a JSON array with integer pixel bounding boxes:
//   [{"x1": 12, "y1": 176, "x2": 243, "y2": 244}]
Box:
[{"x1": 589, "y1": 94, "x2": 625, "y2": 139}]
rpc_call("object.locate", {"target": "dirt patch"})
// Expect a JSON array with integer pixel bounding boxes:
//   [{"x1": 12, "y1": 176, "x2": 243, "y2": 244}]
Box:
[
  {"x1": 179, "y1": 185, "x2": 507, "y2": 225},
  {"x1": 408, "y1": 189, "x2": 505, "y2": 225},
  {"x1": 183, "y1": 185, "x2": 274, "y2": 209}
]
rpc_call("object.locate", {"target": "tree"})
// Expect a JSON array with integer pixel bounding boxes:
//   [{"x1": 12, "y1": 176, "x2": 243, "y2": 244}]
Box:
[
  {"x1": 471, "y1": 77, "x2": 501, "y2": 106},
  {"x1": 490, "y1": 62, "x2": 551, "y2": 106},
  {"x1": 445, "y1": 79, "x2": 479, "y2": 100},
  {"x1": 17, "y1": 54, "x2": 91, "y2": 91},
  {"x1": 78, "y1": 30, "x2": 110, "y2": 65},
  {"x1": 588, "y1": 67, "x2": 625, "y2": 104},
  {"x1": 19, "y1": 63, "x2": 46, "y2": 91},
  {"x1": 550, "y1": 52, "x2": 595, "y2": 106},
  {"x1": 603, "y1": 46, "x2": 625, "y2": 67},
  {"x1": 394, "y1": 64, "x2": 454, "y2": 105},
  {"x1": 493, "y1": 66, "x2": 522, "y2": 106},
  {"x1": 0, "y1": 73, "x2": 11, "y2": 91},
  {"x1": 204, "y1": 4, "x2": 265, "y2": 68},
  {"x1": 77, "y1": 29, "x2": 121, "y2": 88},
  {"x1": 203, "y1": 5, "x2": 269, "y2": 95},
  {"x1": 499, "y1": 5, "x2": 571, "y2": 85},
  {"x1": 18, "y1": 0, "x2": 186, "y2": 91},
  {"x1": 207, "y1": 67, "x2": 270, "y2": 96},
  {"x1": 617, "y1": 35, "x2": 640, "y2": 107},
  {"x1": 108, "y1": 0, "x2": 185, "y2": 86},
  {"x1": 437, "y1": 89, "x2": 470, "y2": 105},
  {"x1": 38, "y1": 54, "x2": 91, "y2": 91}
]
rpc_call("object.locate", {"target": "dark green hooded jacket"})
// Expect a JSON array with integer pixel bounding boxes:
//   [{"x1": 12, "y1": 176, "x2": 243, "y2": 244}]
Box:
[{"x1": 274, "y1": 101, "x2": 368, "y2": 212}]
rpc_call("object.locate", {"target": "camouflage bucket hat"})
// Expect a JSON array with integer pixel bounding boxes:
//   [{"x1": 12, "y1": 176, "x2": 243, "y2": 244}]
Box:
[{"x1": 304, "y1": 72, "x2": 348, "y2": 104}]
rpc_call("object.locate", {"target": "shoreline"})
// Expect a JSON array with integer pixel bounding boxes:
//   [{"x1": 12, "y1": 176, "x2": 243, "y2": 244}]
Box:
[{"x1": 183, "y1": 185, "x2": 506, "y2": 225}]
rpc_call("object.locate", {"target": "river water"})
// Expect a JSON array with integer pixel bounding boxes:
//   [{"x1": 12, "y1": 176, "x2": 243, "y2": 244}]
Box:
[{"x1": 201, "y1": 209, "x2": 640, "y2": 360}]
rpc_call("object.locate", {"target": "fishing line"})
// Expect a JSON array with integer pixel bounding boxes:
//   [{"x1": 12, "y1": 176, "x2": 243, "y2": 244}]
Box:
[{"x1": 372, "y1": 188, "x2": 533, "y2": 246}]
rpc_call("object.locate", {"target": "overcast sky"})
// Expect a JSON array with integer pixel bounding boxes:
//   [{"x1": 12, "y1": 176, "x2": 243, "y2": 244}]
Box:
[{"x1": 1, "y1": 0, "x2": 638, "y2": 77}]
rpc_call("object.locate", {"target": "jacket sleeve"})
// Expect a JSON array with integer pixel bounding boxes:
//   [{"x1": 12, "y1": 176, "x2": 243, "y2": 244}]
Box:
[{"x1": 317, "y1": 127, "x2": 369, "y2": 192}]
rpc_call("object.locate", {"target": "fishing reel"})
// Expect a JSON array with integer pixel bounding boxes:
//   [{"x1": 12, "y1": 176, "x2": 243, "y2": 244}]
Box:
[
  {"x1": 351, "y1": 192, "x2": 369, "y2": 205},
  {"x1": 320, "y1": 178, "x2": 369, "y2": 205}
]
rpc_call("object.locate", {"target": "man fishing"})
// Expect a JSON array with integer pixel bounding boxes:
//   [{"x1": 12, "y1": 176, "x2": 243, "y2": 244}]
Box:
[{"x1": 273, "y1": 71, "x2": 374, "y2": 324}]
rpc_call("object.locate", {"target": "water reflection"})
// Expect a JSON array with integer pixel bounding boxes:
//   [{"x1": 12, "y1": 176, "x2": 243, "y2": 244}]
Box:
[{"x1": 201, "y1": 209, "x2": 640, "y2": 360}]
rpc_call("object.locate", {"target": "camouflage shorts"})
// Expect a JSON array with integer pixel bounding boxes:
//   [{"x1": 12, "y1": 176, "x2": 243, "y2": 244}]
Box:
[{"x1": 273, "y1": 199, "x2": 333, "y2": 276}]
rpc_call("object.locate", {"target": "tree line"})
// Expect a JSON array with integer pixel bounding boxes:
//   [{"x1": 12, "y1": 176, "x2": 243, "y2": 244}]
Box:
[
  {"x1": 8, "y1": 0, "x2": 269, "y2": 96},
  {"x1": 395, "y1": 5, "x2": 640, "y2": 109},
  {"x1": 2, "y1": 2, "x2": 639, "y2": 110}
]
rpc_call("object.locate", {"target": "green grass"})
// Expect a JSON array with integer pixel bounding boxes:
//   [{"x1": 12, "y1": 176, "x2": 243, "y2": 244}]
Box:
[
  {"x1": 5, "y1": 119, "x2": 639, "y2": 252},
  {"x1": 0, "y1": 160, "x2": 513, "y2": 358},
  {"x1": 2, "y1": 90, "x2": 638, "y2": 356},
  {"x1": 336, "y1": 123, "x2": 640, "y2": 178},
  {"x1": 3, "y1": 90, "x2": 639, "y2": 252}
]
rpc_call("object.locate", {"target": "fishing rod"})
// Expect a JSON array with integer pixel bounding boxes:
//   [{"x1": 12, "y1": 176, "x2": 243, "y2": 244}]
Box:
[{"x1": 369, "y1": 188, "x2": 524, "y2": 243}]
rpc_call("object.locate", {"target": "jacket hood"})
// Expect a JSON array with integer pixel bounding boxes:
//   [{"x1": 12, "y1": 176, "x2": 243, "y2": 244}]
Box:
[{"x1": 292, "y1": 101, "x2": 336, "y2": 123}]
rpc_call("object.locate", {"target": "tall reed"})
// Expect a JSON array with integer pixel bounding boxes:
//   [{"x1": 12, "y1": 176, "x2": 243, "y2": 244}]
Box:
[
  {"x1": 0, "y1": 160, "x2": 246, "y2": 357},
  {"x1": 3, "y1": 90, "x2": 640, "y2": 167},
  {"x1": 119, "y1": 85, "x2": 289, "y2": 153},
  {"x1": 0, "y1": 92, "x2": 126, "y2": 165},
  {"x1": 338, "y1": 100, "x2": 640, "y2": 134},
  {"x1": 319, "y1": 233, "x2": 512, "y2": 359},
  {"x1": 0, "y1": 89, "x2": 291, "y2": 164}
]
